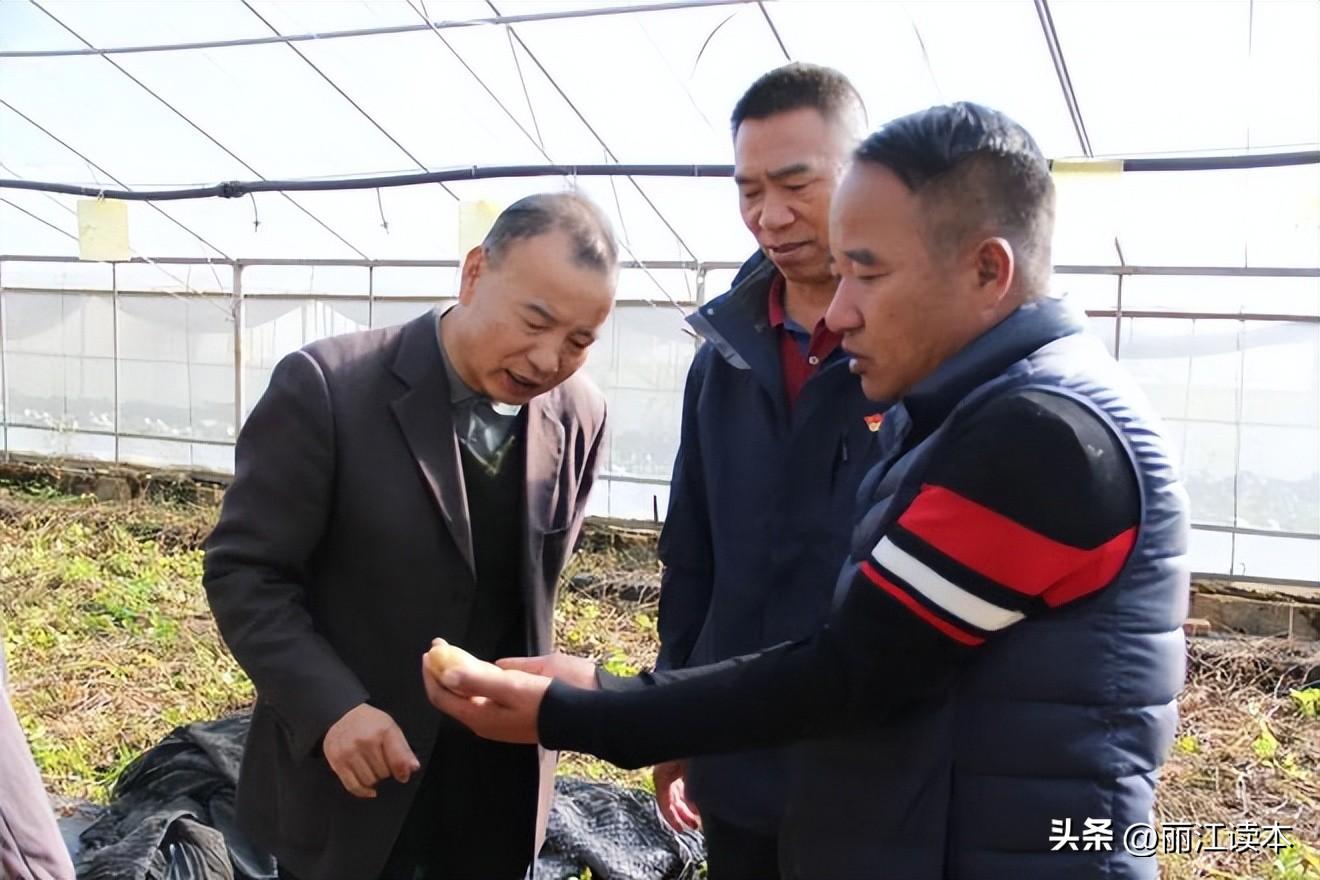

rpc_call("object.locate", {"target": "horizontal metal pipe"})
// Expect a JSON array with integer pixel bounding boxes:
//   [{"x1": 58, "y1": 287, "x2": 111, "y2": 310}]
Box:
[
  {"x1": 0, "y1": 288, "x2": 696, "y2": 306},
  {"x1": 6, "y1": 289, "x2": 1317, "y2": 325},
  {"x1": 1087, "y1": 309, "x2": 1320, "y2": 323},
  {"x1": 4, "y1": 422, "x2": 234, "y2": 447},
  {"x1": 1056, "y1": 265, "x2": 1320, "y2": 278},
  {"x1": 2, "y1": 256, "x2": 1314, "y2": 277},
  {"x1": 0, "y1": 255, "x2": 728, "y2": 271},
  {"x1": 1192, "y1": 523, "x2": 1320, "y2": 541},
  {"x1": 597, "y1": 473, "x2": 673, "y2": 486},
  {"x1": 1192, "y1": 573, "x2": 1320, "y2": 589}
]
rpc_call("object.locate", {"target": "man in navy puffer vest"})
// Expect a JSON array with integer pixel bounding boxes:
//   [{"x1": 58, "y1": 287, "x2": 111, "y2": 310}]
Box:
[{"x1": 430, "y1": 103, "x2": 1190, "y2": 880}]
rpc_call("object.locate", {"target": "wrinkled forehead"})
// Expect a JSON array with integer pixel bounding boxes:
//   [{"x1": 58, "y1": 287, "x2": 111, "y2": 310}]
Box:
[{"x1": 495, "y1": 229, "x2": 614, "y2": 300}]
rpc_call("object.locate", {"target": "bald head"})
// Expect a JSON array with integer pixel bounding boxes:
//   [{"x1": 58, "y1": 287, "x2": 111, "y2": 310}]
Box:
[{"x1": 483, "y1": 191, "x2": 618, "y2": 275}]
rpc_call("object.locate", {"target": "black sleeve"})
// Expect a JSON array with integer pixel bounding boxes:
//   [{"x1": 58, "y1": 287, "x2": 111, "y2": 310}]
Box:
[
  {"x1": 541, "y1": 390, "x2": 1140, "y2": 769},
  {"x1": 930, "y1": 390, "x2": 1140, "y2": 552}
]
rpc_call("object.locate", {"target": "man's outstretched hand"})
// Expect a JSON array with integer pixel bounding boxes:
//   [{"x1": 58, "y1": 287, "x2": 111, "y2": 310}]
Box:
[
  {"x1": 422, "y1": 653, "x2": 552, "y2": 744},
  {"x1": 495, "y1": 652, "x2": 598, "y2": 690}
]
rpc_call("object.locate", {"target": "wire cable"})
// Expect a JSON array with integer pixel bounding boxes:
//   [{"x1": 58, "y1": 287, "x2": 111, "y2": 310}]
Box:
[
  {"x1": 0, "y1": 0, "x2": 755, "y2": 59},
  {"x1": 2, "y1": 152, "x2": 1313, "y2": 203}
]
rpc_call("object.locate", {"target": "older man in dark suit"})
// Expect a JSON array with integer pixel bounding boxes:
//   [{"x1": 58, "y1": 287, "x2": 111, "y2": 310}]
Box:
[{"x1": 204, "y1": 192, "x2": 616, "y2": 880}]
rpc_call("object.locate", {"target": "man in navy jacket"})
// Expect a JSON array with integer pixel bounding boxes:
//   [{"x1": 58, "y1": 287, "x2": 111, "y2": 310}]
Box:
[{"x1": 649, "y1": 63, "x2": 885, "y2": 879}]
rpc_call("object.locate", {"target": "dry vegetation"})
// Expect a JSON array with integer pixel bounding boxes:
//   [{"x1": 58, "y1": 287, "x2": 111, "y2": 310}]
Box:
[
  {"x1": 0, "y1": 472, "x2": 1316, "y2": 878},
  {"x1": 1158, "y1": 638, "x2": 1320, "y2": 878}
]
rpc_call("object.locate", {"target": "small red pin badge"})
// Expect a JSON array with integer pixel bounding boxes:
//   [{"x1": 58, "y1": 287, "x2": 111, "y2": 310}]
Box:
[{"x1": 864, "y1": 413, "x2": 885, "y2": 432}]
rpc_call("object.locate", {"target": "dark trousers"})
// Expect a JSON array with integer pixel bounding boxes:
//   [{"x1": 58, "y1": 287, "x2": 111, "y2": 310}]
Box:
[
  {"x1": 278, "y1": 733, "x2": 532, "y2": 880},
  {"x1": 702, "y1": 813, "x2": 782, "y2": 880}
]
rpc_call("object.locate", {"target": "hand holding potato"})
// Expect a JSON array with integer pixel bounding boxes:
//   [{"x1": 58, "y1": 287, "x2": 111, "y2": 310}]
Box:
[
  {"x1": 496, "y1": 652, "x2": 598, "y2": 690},
  {"x1": 420, "y1": 638, "x2": 550, "y2": 744},
  {"x1": 424, "y1": 639, "x2": 483, "y2": 681},
  {"x1": 421, "y1": 638, "x2": 502, "y2": 702}
]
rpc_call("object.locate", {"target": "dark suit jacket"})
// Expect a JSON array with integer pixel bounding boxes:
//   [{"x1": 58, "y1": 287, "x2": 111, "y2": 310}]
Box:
[{"x1": 204, "y1": 312, "x2": 606, "y2": 880}]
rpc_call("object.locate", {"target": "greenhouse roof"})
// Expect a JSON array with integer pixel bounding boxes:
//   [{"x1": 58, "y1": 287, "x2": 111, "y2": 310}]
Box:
[{"x1": 1, "y1": 0, "x2": 1317, "y2": 274}]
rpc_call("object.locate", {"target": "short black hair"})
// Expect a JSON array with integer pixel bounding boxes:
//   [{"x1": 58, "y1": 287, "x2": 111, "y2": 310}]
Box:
[
  {"x1": 855, "y1": 102, "x2": 1055, "y2": 295},
  {"x1": 483, "y1": 191, "x2": 618, "y2": 273},
  {"x1": 730, "y1": 62, "x2": 865, "y2": 136}
]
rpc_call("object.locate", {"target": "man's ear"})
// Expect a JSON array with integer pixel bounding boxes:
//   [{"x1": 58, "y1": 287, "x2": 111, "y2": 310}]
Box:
[
  {"x1": 458, "y1": 245, "x2": 485, "y2": 305},
  {"x1": 973, "y1": 237, "x2": 1015, "y2": 306}
]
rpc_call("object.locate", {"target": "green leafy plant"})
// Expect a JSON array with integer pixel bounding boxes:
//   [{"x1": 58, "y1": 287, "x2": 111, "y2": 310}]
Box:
[
  {"x1": 1290, "y1": 688, "x2": 1320, "y2": 720},
  {"x1": 1254, "y1": 718, "x2": 1281, "y2": 762},
  {"x1": 1268, "y1": 837, "x2": 1320, "y2": 879}
]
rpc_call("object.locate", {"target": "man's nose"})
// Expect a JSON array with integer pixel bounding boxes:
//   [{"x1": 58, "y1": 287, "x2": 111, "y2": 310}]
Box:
[
  {"x1": 527, "y1": 342, "x2": 560, "y2": 378},
  {"x1": 825, "y1": 281, "x2": 858, "y2": 334},
  {"x1": 759, "y1": 193, "x2": 793, "y2": 230}
]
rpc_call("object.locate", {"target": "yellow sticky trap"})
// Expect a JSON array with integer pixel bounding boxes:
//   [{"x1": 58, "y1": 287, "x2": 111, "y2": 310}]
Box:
[
  {"x1": 1052, "y1": 158, "x2": 1124, "y2": 257},
  {"x1": 77, "y1": 198, "x2": 131, "y2": 262},
  {"x1": 458, "y1": 200, "x2": 502, "y2": 257}
]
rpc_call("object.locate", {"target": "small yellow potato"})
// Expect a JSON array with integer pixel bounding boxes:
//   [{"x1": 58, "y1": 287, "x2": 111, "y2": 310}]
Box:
[{"x1": 425, "y1": 639, "x2": 481, "y2": 680}]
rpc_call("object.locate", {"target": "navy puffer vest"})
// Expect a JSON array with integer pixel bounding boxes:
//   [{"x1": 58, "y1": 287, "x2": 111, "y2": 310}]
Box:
[{"x1": 781, "y1": 298, "x2": 1189, "y2": 880}]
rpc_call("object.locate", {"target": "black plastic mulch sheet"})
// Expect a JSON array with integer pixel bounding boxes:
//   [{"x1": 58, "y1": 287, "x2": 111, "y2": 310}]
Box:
[
  {"x1": 61, "y1": 712, "x2": 705, "y2": 880},
  {"x1": 538, "y1": 777, "x2": 705, "y2": 880},
  {"x1": 70, "y1": 713, "x2": 270, "y2": 880}
]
